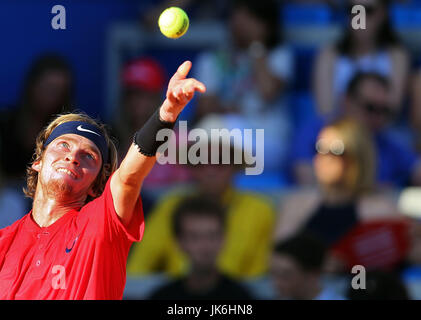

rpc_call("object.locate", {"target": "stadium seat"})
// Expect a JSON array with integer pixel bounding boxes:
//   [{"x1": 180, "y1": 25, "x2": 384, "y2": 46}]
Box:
[
  {"x1": 402, "y1": 267, "x2": 421, "y2": 300},
  {"x1": 390, "y1": 3, "x2": 421, "y2": 28},
  {"x1": 281, "y1": 4, "x2": 333, "y2": 26}
]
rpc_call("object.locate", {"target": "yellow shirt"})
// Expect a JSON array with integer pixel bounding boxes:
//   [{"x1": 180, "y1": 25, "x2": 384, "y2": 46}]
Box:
[{"x1": 127, "y1": 188, "x2": 275, "y2": 279}]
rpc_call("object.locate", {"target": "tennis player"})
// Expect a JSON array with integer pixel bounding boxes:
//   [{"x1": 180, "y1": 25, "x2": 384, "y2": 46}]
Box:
[{"x1": 0, "y1": 61, "x2": 206, "y2": 299}]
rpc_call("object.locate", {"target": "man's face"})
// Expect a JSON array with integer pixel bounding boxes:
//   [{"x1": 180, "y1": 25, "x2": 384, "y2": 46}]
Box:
[
  {"x1": 313, "y1": 127, "x2": 347, "y2": 187},
  {"x1": 229, "y1": 6, "x2": 267, "y2": 49},
  {"x1": 190, "y1": 163, "x2": 236, "y2": 196},
  {"x1": 32, "y1": 134, "x2": 102, "y2": 201},
  {"x1": 31, "y1": 70, "x2": 71, "y2": 113},
  {"x1": 270, "y1": 253, "x2": 310, "y2": 300},
  {"x1": 347, "y1": 78, "x2": 394, "y2": 131},
  {"x1": 178, "y1": 213, "x2": 224, "y2": 272}
]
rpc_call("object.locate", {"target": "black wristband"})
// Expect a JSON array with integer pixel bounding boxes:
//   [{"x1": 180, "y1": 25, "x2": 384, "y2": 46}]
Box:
[{"x1": 133, "y1": 108, "x2": 176, "y2": 157}]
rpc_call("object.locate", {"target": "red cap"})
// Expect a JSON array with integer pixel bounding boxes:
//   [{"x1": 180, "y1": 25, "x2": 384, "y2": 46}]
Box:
[{"x1": 122, "y1": 58, "x2": 167, "y2": 92}]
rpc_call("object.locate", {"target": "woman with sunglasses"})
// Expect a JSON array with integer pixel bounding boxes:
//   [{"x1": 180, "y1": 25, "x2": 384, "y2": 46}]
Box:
[
  {"x1": 313, "y1": 0, "x2": 409, "y2": 118},
  {"x1": 274, "y1": 117, "x2": 399, "y2": 270}
]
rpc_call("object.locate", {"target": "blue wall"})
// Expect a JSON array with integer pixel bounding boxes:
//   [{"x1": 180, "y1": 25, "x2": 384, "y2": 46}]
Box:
[{"x1": 0, "y1": 0, "x2": 140, "y2": 118}]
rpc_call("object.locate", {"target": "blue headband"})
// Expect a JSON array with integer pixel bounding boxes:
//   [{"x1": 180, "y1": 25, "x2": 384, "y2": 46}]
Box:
[{"x1": 44, "y1": 121, "x2": 109, "y2": 164}]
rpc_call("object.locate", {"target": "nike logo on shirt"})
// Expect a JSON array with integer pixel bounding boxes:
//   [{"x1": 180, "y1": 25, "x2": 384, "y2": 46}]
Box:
[{"x1": 65, "y1": 236, "x2": 79, "y2": 253}]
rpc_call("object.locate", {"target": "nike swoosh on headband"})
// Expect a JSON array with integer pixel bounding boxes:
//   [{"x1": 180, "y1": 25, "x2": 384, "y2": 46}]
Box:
[{"x1": 77, "y1": 125, "x2": 101, "y2": 136}]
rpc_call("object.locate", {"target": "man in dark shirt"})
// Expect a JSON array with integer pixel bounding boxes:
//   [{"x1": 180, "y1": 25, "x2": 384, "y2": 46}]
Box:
[
  {"x1": 148, "y1": 195, "x2": 252, "y2": 300},
  {"x1": 290, "y1": 72, "x2": 421, "y2": 188}
]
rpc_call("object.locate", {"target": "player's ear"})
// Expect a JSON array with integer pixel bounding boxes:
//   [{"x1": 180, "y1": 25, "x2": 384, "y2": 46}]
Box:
[{"x1": 31, "y1": 159, "x2": 42, "y2": 172}]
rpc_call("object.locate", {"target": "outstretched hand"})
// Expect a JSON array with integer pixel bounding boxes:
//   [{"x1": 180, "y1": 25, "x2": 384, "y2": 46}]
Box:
[{"x1": 159, "y1": 61, "x2": 206, "y2": 123}]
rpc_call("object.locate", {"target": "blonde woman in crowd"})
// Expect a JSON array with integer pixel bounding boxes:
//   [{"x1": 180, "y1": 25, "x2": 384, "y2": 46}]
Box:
[{"x1": 275, "y1": 117, "x2": 399, "y2": 258}]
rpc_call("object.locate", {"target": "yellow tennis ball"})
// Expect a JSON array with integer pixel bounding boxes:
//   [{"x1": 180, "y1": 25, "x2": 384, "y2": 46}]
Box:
[{"x1": 158, "y1": 7, "x2": 189, "y2": 39}]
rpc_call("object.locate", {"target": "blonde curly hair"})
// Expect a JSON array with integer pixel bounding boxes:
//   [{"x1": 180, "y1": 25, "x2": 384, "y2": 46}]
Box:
[{"x1": 23, "y1": 112, "x2": 118, "y2": 202}]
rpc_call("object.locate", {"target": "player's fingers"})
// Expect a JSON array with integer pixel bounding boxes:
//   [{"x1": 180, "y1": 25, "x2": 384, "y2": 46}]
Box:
[
  {"x1": 167, "y1": 93, "x2": 178, "y2": 104},
  {"x1": 173, "y1": 61, "x2": 192, "y2": 80},
  {"x1": 170, "y1": 86, "x2": 187, "y2": 104},
  {"x1": 167, "y1": 88, "x2": 181, "y2": 104},
  {"x1": 175, "y1": 86, "x2": 185, "y2": 99},
  {"x1": 181, "y1": 79, "x2": 194, "y2": 95},
  {"x1": 183, "y1": 90, "x2": 194, "y2": 101},
  {"x1": 182, "y1": 78, "x2": 206, "y2": 94},
  {"x1": 194, "y1": 80, "x2": 206, "y2": 93},
  {"x1": 181, "y1": 83, "x2": 196, "y2": 102}
]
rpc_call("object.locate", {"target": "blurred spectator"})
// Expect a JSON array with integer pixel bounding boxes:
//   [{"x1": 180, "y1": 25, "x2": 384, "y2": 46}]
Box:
[
  {"x1": 115, "y1": 57, "x2": 167, "y2": 160},
  {"x1": 0, "y1": 53, "x2": 73, "y2": 227},
  {"x1": 193, "y1": 0, "x2": 293, "y2": 173},
  {"x1": 127, "y1": 115, "x2": 275, "y2": 279},
  {"x1": 292, "y1": 72, "x2": 421, "y2": 188},
  {"x1": 346, "y1": 270, "x2": 409, "y2": 300},
  {"x1": 113, "y1": 57, "x2": 190, "y2": 214},
  {"x1": 276, "y1": 117, "x2": 400, "y2": 270},
  {"x1": 313, "y1": 0, "x2": 409, "y2": 118},
  {"x1": 271, "y1": 232, "x2": 346, "y2": 300},
  {"x1": 148, "y1": 195, "x2": 252, "y2": 300},
  {"x1": 0, "y1": 53, "x2": 74, "y2": 184},
  {"x1": 410, "y1": 69, "x2": 421, "y2": 152}
]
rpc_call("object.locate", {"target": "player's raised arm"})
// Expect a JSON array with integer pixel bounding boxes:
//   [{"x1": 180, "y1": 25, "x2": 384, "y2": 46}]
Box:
[{"x1": 110, "y1": 60, "x2": 206, "y2": 226}]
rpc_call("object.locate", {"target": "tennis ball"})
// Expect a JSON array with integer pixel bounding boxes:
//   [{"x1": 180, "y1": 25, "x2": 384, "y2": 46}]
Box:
[{"x1": 158, "y1": 7, "x2": 189, "y2": 39}]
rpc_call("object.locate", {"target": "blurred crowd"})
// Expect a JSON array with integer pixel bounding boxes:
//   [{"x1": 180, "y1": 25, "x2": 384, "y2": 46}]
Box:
[{"x1": 3, "y1": 0, "x2": 421, "y2": 300}]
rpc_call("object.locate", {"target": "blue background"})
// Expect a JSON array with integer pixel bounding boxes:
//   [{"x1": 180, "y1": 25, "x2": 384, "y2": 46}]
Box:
[{"x1": 0, "y1": 0, "x2": 140, "y2": 118}]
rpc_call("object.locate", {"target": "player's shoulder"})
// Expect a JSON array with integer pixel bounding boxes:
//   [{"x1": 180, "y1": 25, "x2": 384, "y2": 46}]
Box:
[{"x1": 79, "y1": 173, "x2": 116, "y2": 214}]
